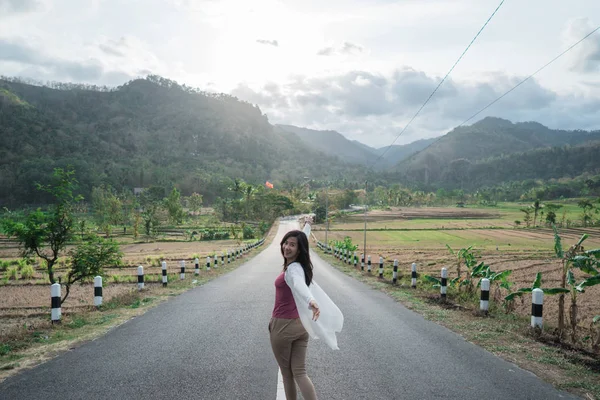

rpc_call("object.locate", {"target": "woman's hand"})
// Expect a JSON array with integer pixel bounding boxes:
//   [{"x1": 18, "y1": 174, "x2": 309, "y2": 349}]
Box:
[{"x1": 309, "y1": 299, "x2": 320, "y2": 321}]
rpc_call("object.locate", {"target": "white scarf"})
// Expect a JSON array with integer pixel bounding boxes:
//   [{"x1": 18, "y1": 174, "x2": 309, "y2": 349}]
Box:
[{"x1": 283, "y1": 222, "x2": 344, "y2": 350}]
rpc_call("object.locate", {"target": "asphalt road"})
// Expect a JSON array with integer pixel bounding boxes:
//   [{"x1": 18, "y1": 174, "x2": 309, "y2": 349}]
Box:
[{"x1": 0, "y1": 220, "x2": 580, "y2": 399}]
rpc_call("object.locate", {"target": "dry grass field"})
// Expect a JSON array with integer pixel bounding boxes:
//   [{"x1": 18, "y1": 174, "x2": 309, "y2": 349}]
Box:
[{"x1": 312, "y1": 206, "x2": 600, "y2": 330}]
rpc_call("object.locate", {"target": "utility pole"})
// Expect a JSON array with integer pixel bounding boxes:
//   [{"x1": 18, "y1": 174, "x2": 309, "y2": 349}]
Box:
[
  {"x1": 363, "y1": 180, "x2": 367, "y2": 256},
  {"x1": 325, "y1": 184, "x2": 329, "y2": 245}
]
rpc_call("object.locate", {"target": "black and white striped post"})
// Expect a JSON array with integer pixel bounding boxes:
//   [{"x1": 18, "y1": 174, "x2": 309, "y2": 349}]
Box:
[
  {"x1": 161, "y1": 261, "x2": 168, "y2": 287},
  {"x1": 411, "y1": 263, "x2": 417, "y2": 288},
  {"x1": 51, "y1": 283, "x2": 61, "y2": 323},
  {"x1": 353, "y1": 252, "x2": 357, "y2": 268},
  {"x1": 480, "y1": 278, "x2": 490, "y2": 313},
  {"x1": 361, "y1": 254, "x2": 365, "y2": 271},
  {"x1": 180, "y1": 260, "x2": 185, "y2": 280},
  {"x1": 194, "y1": 258, "x2": 200, "y2": 275},
  {"x1": 378, "y1": 256, "x2": 384, "y2": 278},
  {"x1": 214, "y1": 256, "x2": 218, "y2": 269},
  {"x1": 531, "y1": 288, "x2": 543, "y2": 329},
  {"x1": 367, "y1": 255, "x2": 372, "y2": 273},
  {"x1": 227, "y1": 250, "x2": 230, "y2": 264},
  {"x1": 206, "y1": 256, "x2": 211, "y2": 271},
  {"x1": 393, "y1": 259, "x2": 399, "y2": 284},
  {"x1": 440, "y1": 268, "x2": 447, "y2": 301},
  {"x1": 94, "y1": 276, "x2": 102, "y2": 306},
  {"x1": 138, "y1": 266, "x2": 145, "y2": 290}
]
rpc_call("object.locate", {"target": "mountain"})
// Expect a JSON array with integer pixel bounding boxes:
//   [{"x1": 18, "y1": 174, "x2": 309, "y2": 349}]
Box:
[
  {"x1": 276, "y1": 125, "x2": 376, "y2": 164},
  {"x1": 276, "y1": 124, "x2": 437, "y2": 168},
  {"x1": 374, "y1": 138, "x2": 438, "y2": 168},
  {"x1": 394, "y1": 117, "x2": 600, "y2": 188},
  {"x1": 0, "y1": 76, "x2": 366, "y2": 206}
]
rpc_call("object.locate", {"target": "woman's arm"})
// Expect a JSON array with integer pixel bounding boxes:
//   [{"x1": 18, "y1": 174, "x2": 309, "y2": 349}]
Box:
[
  {"x1": 285, "y1": 263, "x2": 314, "y2": 306},
  {"x1": 286, "y1": 264, "x2": 320, "y2": 320}
]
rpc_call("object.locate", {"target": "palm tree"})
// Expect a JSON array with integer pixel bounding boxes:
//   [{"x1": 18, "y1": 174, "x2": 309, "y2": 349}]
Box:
[{"x1": 242, "y1": 183, "x2": 255, "y2": 218}]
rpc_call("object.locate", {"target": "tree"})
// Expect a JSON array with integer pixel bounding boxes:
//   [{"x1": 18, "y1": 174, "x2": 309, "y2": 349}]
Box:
[
  {"x1": 578, "y1": 199, "x2": 594, "y2": 227},
  {"x1": 91, "y1": 185, "x2": 123, "y2": 236},
  {"x1": 532, "y1": 199, "x2": 542, "y2": 227},
  {"x1": 62, "y1": 235, "x2": 123, "y2": 304},
  {"x1": 242, "y1": 183, "x2": 255, "y2": 218},
  {"x1": 520, "y1": 207, "x2": 533, "y2": 228},
  {"x1": 1, "y1": 167, "x2": 81, "y2": 284},
  {"x1": 186, "y1": 192, "x2": 203, "y2": 215},
  {"x1": 164, "y1": 187, "x2": 185, "y2": 224}
]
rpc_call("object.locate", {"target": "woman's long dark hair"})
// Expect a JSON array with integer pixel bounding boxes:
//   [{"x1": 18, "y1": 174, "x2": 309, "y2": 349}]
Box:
[{"x1": 281, "y1": 230, "x2": 313, "y2": 286}]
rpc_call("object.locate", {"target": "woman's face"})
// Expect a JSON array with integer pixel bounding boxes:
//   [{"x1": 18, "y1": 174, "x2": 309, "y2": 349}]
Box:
[{"x1": 282, "y1": 236, "x2": 299, "y2": 262}]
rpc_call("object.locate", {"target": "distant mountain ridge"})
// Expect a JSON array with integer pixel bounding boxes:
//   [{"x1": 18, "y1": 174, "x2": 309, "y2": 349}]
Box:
[
  {"x1": 394, "y1": 116, "x2": 600, "y2": 188},
  {"x1": 2, "y1": 75, "x2": 600, "y2": 206},
  {"x1": 276, "y1": 124, "x2": 437, "y2": 168}
]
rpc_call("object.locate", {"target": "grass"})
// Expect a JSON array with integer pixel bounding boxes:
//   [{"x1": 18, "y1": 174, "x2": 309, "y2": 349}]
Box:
[
  {"x1": 0, "y1": 239, "x2": 270, "y2": 383},
  {"x1": 318, "y1": 247, "x2": 600, "y2": 400}
]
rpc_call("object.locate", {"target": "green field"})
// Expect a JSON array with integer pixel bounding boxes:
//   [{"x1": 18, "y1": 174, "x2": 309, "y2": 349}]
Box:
[{"x1": 314, "y1": 202, "x2": 600, "y2": 251}]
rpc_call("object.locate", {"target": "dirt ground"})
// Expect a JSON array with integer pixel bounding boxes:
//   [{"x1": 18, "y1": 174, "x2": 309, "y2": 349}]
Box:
[{"x1": 312, "y1": 207, "x2": 600, "y2": 332}]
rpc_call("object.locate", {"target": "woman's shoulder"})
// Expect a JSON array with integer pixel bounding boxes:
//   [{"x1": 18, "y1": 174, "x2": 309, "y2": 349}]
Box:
[{"x1": 285, "y1": 262, "x2": 304, "y2": 275}]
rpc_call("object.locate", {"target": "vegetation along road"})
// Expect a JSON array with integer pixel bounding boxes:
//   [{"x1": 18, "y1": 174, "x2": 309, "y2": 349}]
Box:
[{"x1": 0, "y1": 221, "x2": 580, "y2": 399}]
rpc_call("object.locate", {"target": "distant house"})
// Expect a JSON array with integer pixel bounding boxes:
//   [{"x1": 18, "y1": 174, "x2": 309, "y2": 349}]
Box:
[{"x1": 133, "y1": 187, "x2": 145, "y2": 196}]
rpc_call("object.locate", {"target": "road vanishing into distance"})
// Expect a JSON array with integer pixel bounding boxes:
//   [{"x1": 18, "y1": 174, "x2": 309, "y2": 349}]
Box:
[{"x1": 0, "y1": 220, "x2": 580, "y2": 400}]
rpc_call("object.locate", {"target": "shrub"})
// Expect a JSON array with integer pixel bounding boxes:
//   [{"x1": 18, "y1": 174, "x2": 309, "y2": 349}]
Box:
[
  {"x1": 243, "y1": 225, "x2": 255, "y2": 239},
  {"x1": 20, "y1": 265, "x2": 35, "y2": 280},
  {"x1": 7, "y1": 266, "x2": 19, "y2": 280}
]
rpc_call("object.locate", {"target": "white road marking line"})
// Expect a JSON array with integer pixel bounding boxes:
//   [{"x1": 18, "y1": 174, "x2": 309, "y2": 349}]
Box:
[{"x1": 276, "y1": 368, "x2": 286, "y2": 400}]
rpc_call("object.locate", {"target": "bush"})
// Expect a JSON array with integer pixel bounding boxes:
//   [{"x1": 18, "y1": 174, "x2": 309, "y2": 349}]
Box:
[
  {"x1": 259, "y1": 221, "x2": 269, "y2": 236},
  {"x1": 7, "y1": 266, "x2": 18, "y2": 280},
  {"x1": 243, "y1": 225, "x2": 255, "y2": 239},
  {"x1": 200, "y1": 228, "x2": 230, "y2": 240},
  {"x1": 20, "y1": 265, "x2": 35, "y2": 280}
]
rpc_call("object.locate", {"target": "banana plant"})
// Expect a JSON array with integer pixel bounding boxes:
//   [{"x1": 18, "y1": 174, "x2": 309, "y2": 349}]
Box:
[
  {"x1": 504, "y1": 272, "x2": 568, "y2": 302},
  {"x1": 566, "y1": 248, "x2": 600, "y2": 342},
  {"x1": 554, "y1": 226, "x2": 600, "y2": 339},
  {"x1": 446, "y1": 244, "x2": 474, "y2": 279},
  {"x1": 474, "y1": 264, "x2": 513, "y2": 300}
]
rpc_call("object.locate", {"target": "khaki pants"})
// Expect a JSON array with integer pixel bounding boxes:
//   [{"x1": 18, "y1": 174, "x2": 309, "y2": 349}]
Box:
[{"x1": 269, "y1": 317, "x2": 318, "y2": 400}]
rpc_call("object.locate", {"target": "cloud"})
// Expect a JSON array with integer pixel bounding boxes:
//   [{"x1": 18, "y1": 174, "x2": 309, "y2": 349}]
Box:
[
  {"x1": 564, "y1": 18, "x2": 600, "y2": 73},
  {"x1": 317, "y1": 41, "x2": 364, "y2": 56},
  {"x1": 0, "y1": 0, "x2": 41, "y2": 14},
  {"x1": 0, "y1": 38, "x2": 104, "y2": 81},
  {"x1": 99, "y1": 37, "x2": 130, "y2": 57},
  {"x1": 256, "y1": 39, "x2": 279, "y2": 47},
  {"x1": 0, "y1": 38, "x2": 134, "y2": 84},
  {"x1": 231, "y1": 67, "x2": 599, "y2": 147}
]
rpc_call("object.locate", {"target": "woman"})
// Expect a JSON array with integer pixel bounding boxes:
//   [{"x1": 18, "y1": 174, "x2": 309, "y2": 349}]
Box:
[{"x1": 269, "y1": 221, "x2": 343, "y2": 400}]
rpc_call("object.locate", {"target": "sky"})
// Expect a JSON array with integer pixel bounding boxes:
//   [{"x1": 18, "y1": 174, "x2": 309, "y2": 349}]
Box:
[{"x1": 0, "y1": 0, "x2": 599, "y2": 148}]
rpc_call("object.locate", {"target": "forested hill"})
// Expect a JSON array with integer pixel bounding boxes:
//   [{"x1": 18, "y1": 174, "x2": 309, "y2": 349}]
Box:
[
  {"x1": 0, "y1": 76, "x2": 364, "y2": 206},
  {"x1": 394, "y1": 141, "x2": 600, "y2": 191},
  {"x1": 394, "y1": 117, "x2": 600, "y2": 187},
  {"x1": 277, "y1": 124, "x2": 437, "y2": 168}
]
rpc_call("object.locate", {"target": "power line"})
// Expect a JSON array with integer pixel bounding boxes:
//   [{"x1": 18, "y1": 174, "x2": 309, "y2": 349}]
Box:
[
  {"x1": 459, "y1": 25, "x2": 600, "y2": 126},
  {"x1": 370, "y1": 0, "x2": 505, "y2": 168},
  {"x1": 399, "y1": 24, "x2": 600, "y2": 166}
]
